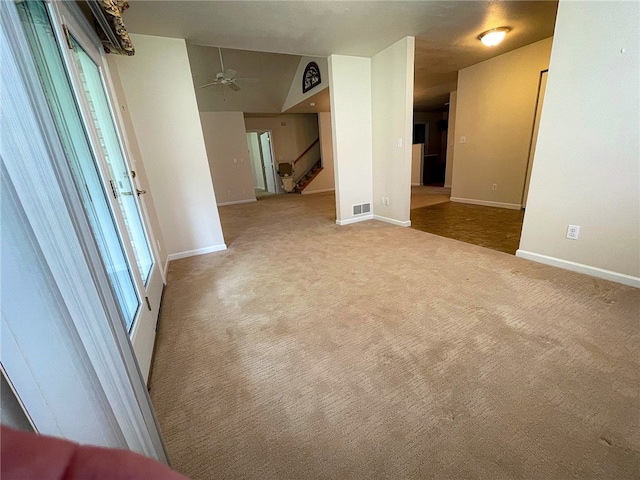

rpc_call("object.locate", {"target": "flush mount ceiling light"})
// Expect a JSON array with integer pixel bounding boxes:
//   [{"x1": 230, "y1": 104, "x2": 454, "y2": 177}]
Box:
[{"x1": 478, "y1": 27, "x2": 510, "y2": 47}]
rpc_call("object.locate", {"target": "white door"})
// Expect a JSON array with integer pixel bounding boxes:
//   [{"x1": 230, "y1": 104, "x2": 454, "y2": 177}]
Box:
[
  {"x1": 523, "y1": 70, "x2": 549, "y2": 208},
  {"x1": 18, "y1": 0, "x2": 162, "y2": 382},
  {"x1": 259, "y1": 132, "x2": 278, "y2": 193}
]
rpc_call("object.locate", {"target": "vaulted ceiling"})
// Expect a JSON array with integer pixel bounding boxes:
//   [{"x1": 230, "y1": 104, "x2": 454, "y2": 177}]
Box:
[{"x1": 125, "y1": 1, "x2": 557, "y2": 111}]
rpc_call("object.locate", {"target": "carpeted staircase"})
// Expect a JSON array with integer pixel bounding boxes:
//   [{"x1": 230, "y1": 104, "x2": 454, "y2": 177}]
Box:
[{"x1": 295, "y1": 159, "x2": 323, "y2": 193}]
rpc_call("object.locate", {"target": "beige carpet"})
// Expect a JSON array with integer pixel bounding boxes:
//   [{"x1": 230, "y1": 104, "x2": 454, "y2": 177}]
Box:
[{"x1": 150, "y1": 192, "x2": 639, "y2": 480}]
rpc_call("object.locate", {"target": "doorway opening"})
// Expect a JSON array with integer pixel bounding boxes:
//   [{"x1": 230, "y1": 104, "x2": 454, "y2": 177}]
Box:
[
  {"x1": 247, "y1": 130, "x2": 279, "y2": 197},
  {"x1": 522, "y1": 69, "x2": 548, "y2": 209}
]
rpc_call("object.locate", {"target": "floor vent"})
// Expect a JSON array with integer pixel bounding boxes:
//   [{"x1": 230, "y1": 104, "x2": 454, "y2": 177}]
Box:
[{"x1": 353, "y1": 203, "x2": 371, "y2": 216}]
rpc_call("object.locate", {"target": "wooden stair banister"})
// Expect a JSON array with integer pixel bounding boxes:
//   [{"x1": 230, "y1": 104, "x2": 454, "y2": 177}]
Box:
[{"x1": 293, "y1": 138, "x2": 320, "y2": 165}]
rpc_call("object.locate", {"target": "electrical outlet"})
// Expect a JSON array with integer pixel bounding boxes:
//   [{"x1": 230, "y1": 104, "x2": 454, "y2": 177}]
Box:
[
  {"x1": 397, "y1": 138, "x2": 403, "y2": 148},
  {"x1": 492, "y1": 184, "x2": 497, "y2": 191},
  {"x1": 385, "y1": 197, "x2": 390, "y2": 206},
  {"x1": 567, "y1": 225, "x2": 580, "y2": 240}
]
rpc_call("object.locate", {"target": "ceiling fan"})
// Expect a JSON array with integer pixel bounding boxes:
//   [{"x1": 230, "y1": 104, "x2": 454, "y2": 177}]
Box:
[{"x1": 199, "y1": 47, "x2": 248, "y2": 91}]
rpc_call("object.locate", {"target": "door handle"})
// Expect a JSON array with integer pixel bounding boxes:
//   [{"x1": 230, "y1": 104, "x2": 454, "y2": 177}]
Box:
[{"x1": 122, "y1": 189, "x2": 146, "y2": 196}]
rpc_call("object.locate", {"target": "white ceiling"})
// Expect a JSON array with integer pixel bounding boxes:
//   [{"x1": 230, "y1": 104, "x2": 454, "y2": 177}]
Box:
[{"x1": 125, "y1": 1, "x2": 557, "y2": 111}]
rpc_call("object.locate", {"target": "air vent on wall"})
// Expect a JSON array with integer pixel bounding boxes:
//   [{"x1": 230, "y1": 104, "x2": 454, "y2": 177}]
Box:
[{"x1": 352, "y1": 203, "x2": 371, "y2": 216}]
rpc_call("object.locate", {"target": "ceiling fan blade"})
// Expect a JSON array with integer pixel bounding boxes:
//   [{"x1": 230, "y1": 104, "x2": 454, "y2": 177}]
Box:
[
  {"x1": 227, "y1": 81, "x2": 241, "y2": 92},
  {"x1": 225, "y1": 69, "x2": 237, "y2": 80},
  {"x1": 199, "y1": 81, "x2": 219, "y2": 89}
]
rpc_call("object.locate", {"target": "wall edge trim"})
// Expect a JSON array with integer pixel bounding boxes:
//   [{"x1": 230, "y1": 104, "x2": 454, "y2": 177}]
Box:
[
  {"x1": 336, "y1": 214, "x2": 373, "y2": 226},
  {"x1": 450, "y1": 196, "x2": 521, "y2": 210},
  {"x1": 515, "y1": 250, "x2": 640, "y2": 288},
  {"x1": 373, "y1": 215, "x2": 411, "y2": 227},
  {"x1": 301, "y1": 188, "x2": 335, "y2": 195},
  {"x1": 167, "y1": 244, "x2": 227, "y2": 263},
  {"x1": 217, "y1": 199, "x2": 257, "y2": 207}
]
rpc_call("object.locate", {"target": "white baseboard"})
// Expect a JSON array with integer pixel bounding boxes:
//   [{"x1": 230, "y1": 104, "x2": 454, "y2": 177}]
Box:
[
  {"x1": 336, "y1": 214, "x2": 373, "y2": 226},
  {"x1": 516, "y1": 250, "x2": 640, "y2": 288},
  {"x1": 450, "y1": 196, "x2": 521, "y2": 210},
  {"x1": 373, "y1": 215, "x2": 411, "y2": 227},
  {"x1": 302, "y1": 188, "x2": 335, "y2": 195},
  {"x1": 167, "y1": 244, "x2": 227, "y2": 262},
  {"x1": 444, "y1": 184, "x2": 452, "y2": 188},
  {"x1": 217, "y1": 198, "x2": 257, "y2": 206},
  {"x1": 411, "y1": 183, "x2": 421, "y2": 186}
]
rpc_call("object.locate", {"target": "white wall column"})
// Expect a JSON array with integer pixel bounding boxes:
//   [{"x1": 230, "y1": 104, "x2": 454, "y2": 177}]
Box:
[
  {"x1": 328, "y1": 55, "x2": 373, "y2": 225},
  {"x1": 371, "y1": 37, "x2": 415, "y2": 227}
]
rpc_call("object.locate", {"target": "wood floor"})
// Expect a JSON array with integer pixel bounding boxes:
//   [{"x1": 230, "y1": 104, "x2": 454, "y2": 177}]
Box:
[{"x1": 410, "y1": 187, "x2": 525, "y2": 255}]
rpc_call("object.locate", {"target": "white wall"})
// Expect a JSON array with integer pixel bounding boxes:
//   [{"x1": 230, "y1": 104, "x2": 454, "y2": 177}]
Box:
[
  {"x1": 444, "y1": 90, "x2": 457, "y2": 188},
  {"x1": 451, "y1": 38, "x2": 553, "y2": 209},
  {"x1": 329, "y1": 55, "x2": 373, "y2": 225},
  {"x1": 200, "y1": 112, "x2": 256, "y2": 205},
  {"x1": 281, "y1": 56, "x2": 329, "y2": 112},
  {"x1": 371, "y1": 37, "x2": 415, "y2": 227},
  {"x1": 111, "y1": 34, "x2": 226, "y2": 261},
  {"x1": 518, "y1": 1, "x2": 639, "y2": 287},
  {"x1": 303, "y1": 112, "x2": 335, "y2": 194}
]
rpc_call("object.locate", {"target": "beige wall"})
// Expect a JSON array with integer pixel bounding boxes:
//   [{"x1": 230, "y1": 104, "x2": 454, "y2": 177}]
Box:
[
  {"x1": 444, "y1": 90, "x2": 457, "y2": 188},
  {"x1": 451, "y1": 37, "x2": 553, "y2": 209},
  {"x1": 329, "y1": 55, "x2": 373, "y2": 224},
  {"x1": 106, "y1": 56, "x2": 168, "y2": 273},
  {"x1": 244, "y1": 113, "x2": 319, "y2": 181},
  {"x1": 303, "y1": 111, "x2": 335, "y2": 194},
  {"x1": 282, "y1": 56, "x2": 329, "y2": 112},
  {"x1": 372, "y1": 37, "x2": 415, "y2": 226},
  {"x1": 518, "y1": 1, "x2": 639, "y2": 286},
  {"x1": 111, "y1": 34, "x2": 226, "y2": 260},
  {"x1": 200, "y1": 112, "x2": 256, "y2": 205}
]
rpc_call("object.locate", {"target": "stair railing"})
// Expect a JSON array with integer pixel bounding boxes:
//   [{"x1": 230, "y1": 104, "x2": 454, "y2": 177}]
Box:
[{"x1": 293, "y1": 137, "x2": 319, "y2": 166}]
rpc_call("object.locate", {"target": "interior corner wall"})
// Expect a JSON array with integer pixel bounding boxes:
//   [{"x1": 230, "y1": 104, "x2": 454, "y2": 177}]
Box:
[
  {"x1": 451, "y1": 37, "x2": 553, "y2": 209},
  {"x1": 444, "y1": 90, "x2": 457, "y2": 188},
  {"x1": 303, "y1": 112, "x2": 335, "y2": 194},
  {"x1": 518, "y1": 0, "x2": 640, "y2": 286},
  {"x1": 200, "y1": 112, "x2": 256, "y2": 205},
  {"x1": 371, "y1": 37, "x2": 415, "y2": 226},
  {"x1": 328, "y1": 55, "x2": 373, "y2": 224},
  {"x1": 110, "y1": 34, "x2": 225, "y2": 260},
  {"x1": 281, "y1": 56, "x2": 329, "y2": 112}
]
